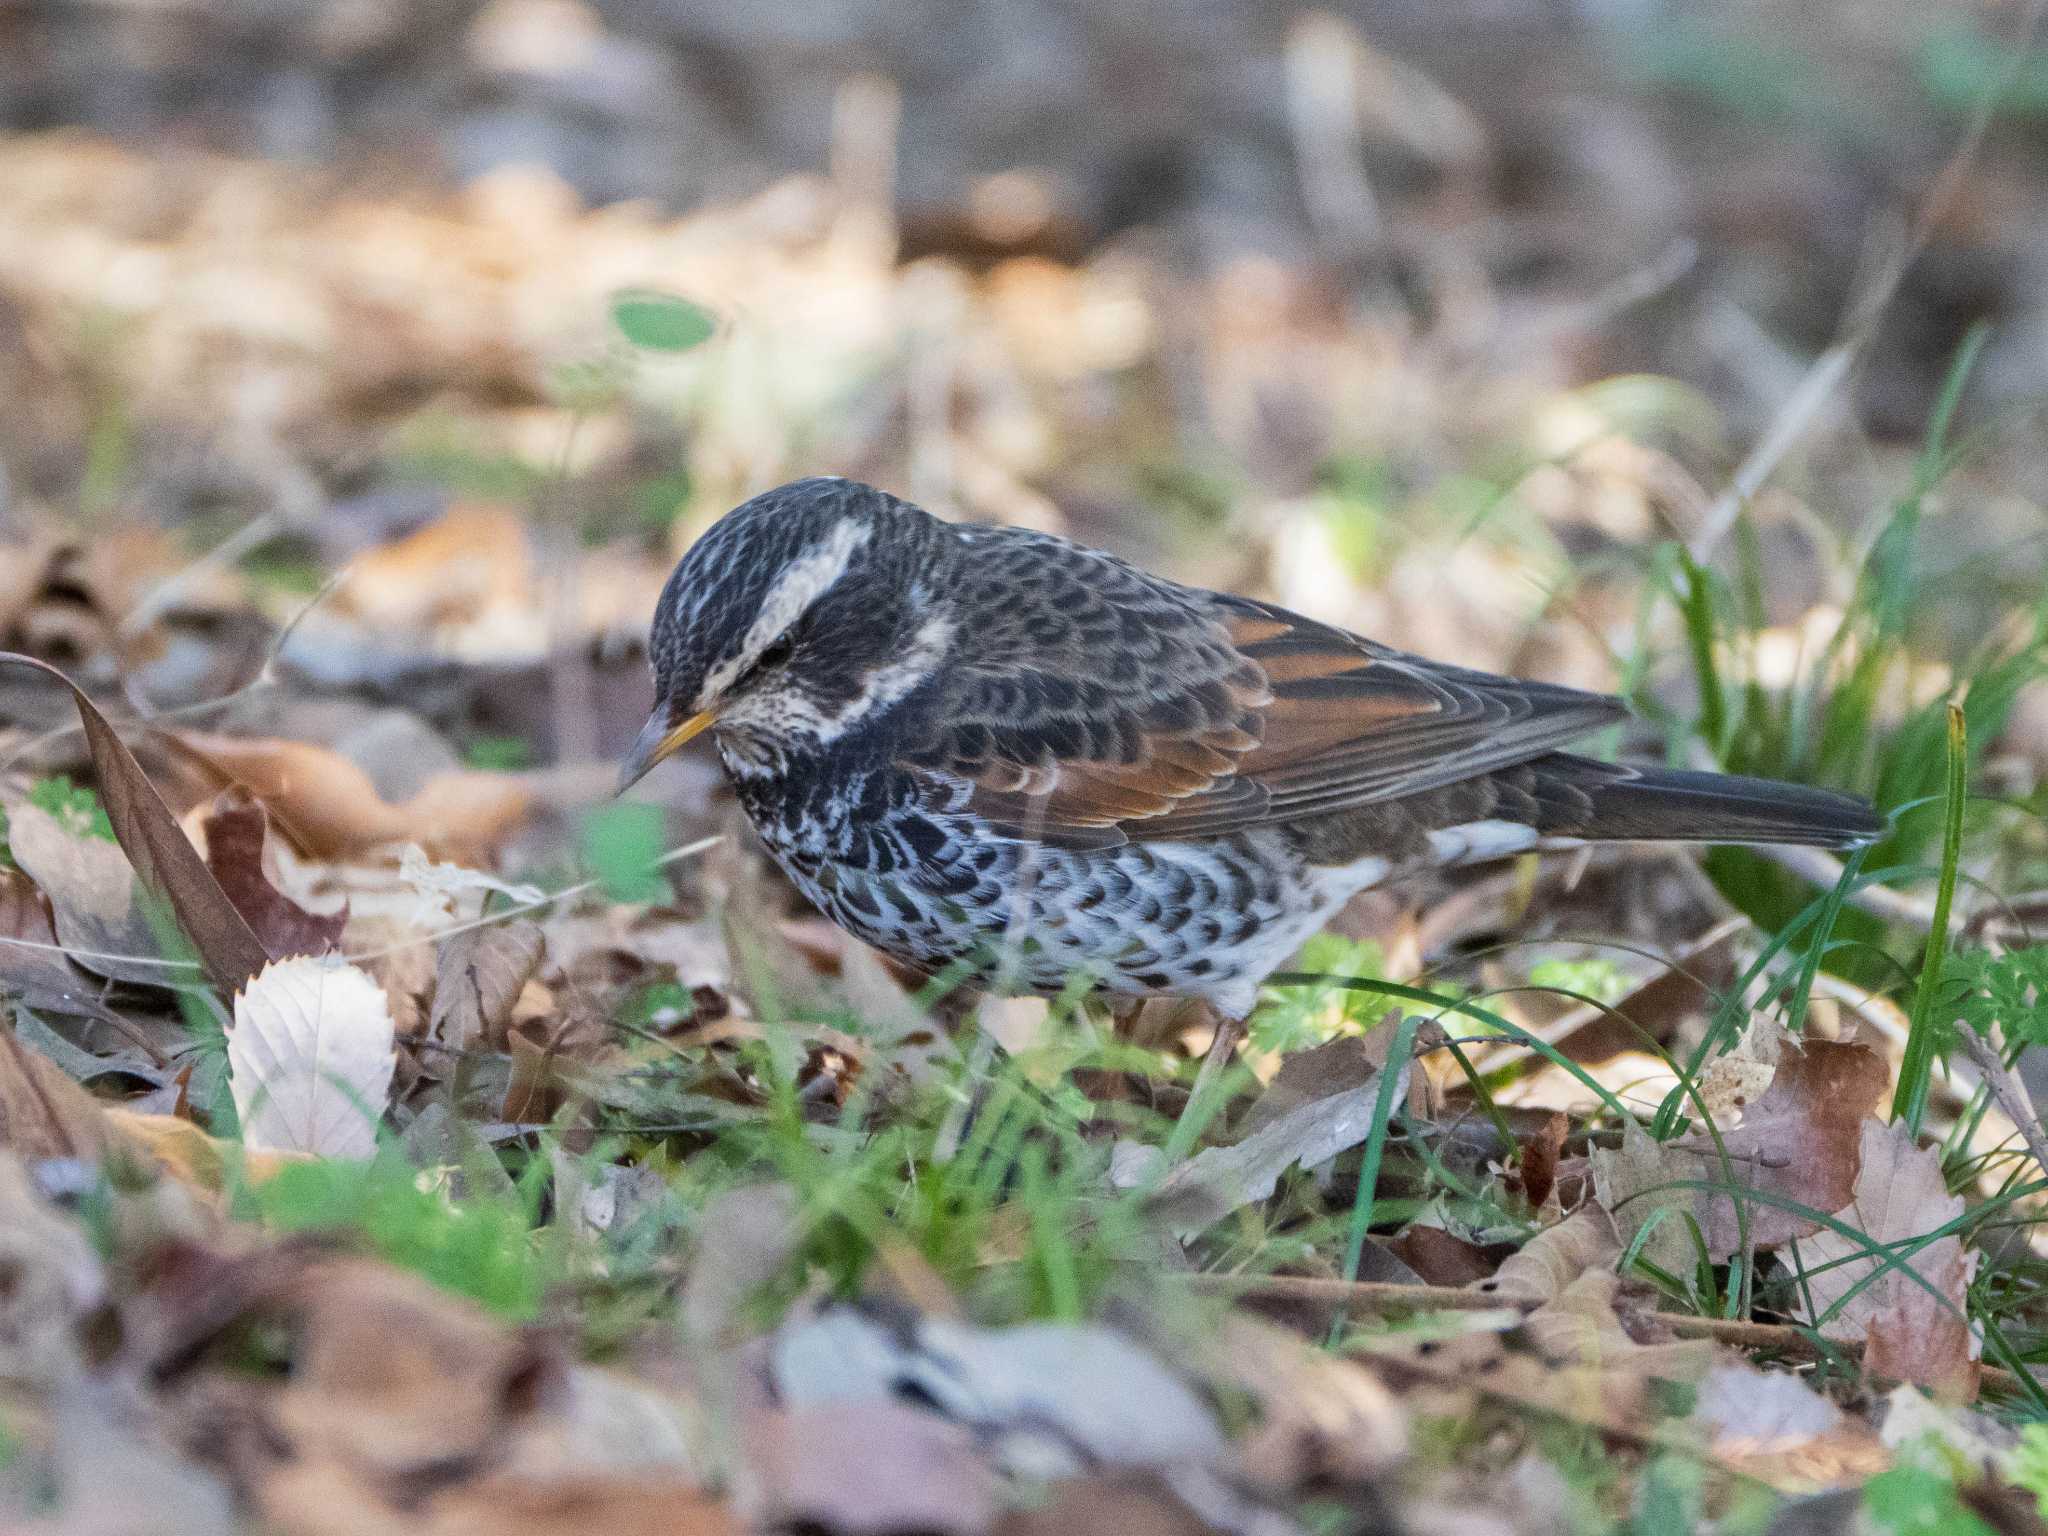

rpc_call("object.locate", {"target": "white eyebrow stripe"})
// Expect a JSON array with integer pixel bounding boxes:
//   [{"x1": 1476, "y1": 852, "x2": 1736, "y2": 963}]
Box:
[
  {"x1": 814, "y1": 611, "x2": 956, "y2": 740},
  {"x1": 694, "y1": 518, "x2": 871, "y2": 709}
]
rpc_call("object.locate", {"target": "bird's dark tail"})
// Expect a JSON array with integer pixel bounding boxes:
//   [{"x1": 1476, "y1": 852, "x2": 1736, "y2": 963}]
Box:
[{"x1": 1528, "y1": 754, "x2": 1885, "y2": 849}]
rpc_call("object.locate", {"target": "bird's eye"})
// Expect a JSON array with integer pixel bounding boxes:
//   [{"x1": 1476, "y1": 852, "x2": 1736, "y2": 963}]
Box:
[{"x1": 756, "y1": 632, "x2": 796, "y2": 671}]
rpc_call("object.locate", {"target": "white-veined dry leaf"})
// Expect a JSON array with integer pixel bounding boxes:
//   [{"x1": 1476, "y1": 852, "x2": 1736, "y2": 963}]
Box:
[{"x1": 230, "y1": 955, "x2": 397, "y2": 1158}]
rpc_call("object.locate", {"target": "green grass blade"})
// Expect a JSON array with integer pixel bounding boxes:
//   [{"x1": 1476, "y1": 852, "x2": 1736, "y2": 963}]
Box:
[{"x1": 1893, "y1": 703, "x2": 1968, "y2": 1134}]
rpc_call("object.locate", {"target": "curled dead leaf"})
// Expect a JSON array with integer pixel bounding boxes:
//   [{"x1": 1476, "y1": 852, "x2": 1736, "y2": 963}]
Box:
[
  {"x1": 0, "y1": 652, "x2": 269, "y2": 994},
  {"x1": 167, "y1": 730, "x2": 533, "y2": 861},
  {"x1": 1475, "y1": 1206, "x2": 1622, "y2": 1306},
  {"x1": 199, "y1": 788, "x2": 348, "y2": 959}
]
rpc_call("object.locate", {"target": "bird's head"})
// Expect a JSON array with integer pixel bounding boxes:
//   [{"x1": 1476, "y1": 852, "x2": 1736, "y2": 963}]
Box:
[{"x1": 619, "y1": 478, "x2": 954, "y2": 788}]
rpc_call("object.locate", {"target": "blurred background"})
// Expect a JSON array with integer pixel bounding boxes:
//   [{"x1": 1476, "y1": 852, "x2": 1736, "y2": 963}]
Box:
[{"x1": 1, "y1": 0, "x2": 2046, "y2": 855}]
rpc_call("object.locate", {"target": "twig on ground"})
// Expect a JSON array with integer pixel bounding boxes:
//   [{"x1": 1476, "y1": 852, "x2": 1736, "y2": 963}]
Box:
[
  {"x1": 1189, "y1": 1272, "x2": 2028, "y2": 1394},
  {"x1": 1953, "y1": 1024, "x2": 2048, "y2": 1192}
]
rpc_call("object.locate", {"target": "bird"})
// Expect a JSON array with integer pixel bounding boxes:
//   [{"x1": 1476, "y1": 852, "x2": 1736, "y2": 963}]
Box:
[{"x1": 620, "y1": 476, "x2": 1882, "y2": 1030}]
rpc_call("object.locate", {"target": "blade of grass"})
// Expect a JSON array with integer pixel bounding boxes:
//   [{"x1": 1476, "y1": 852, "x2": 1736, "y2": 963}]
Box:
[
  {"x1": 1893, "y1": 703, "x2": 1967, "y2": 1134},
  {"x1": 1331, "y1": 1010, "x2": 1422, "y2": 1345}
]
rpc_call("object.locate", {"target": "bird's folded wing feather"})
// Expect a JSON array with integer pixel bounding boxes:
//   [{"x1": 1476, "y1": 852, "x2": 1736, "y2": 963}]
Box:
[{"x1": 900, "y1": 585, "x2": 1628, "y2": 848}]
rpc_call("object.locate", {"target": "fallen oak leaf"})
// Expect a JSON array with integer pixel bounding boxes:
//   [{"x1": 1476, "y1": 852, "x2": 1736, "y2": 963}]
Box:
[
  {"x1": 0, "y1": 652, "x2": 269, "y2": 994},
  {"x1": 230, "y1": 955, "x2": 397, "y2": 1159},
  {"x1": 199, "y1": 788, "x2": 348, "y2": 958}
]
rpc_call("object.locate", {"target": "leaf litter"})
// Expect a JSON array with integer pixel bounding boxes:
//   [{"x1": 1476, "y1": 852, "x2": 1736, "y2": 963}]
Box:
[{"x1": 0, "y1": 129, "x2": 2045, "y2": 1536}]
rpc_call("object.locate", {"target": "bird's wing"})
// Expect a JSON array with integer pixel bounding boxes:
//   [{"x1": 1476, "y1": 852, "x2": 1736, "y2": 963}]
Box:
[{"x1": 897, "y1": 532, "x2": 1627, "y2": 848}]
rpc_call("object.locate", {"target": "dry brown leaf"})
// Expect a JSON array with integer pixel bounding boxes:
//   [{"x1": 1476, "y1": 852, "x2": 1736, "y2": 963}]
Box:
[
  {"x1": 430, "y1": 921, "x2": 546, "y2": 1056},
  {"x1": 411, "y1": 1476, "x2": 737, "y2": 1536},
  {"x1": 1389, "y1": 1225, "x2": 1503, "y2": 1287},
  {"x1": 989, "y1": 1475, "x2": 1220, "y2": 1536},
  {"x1": 152, "y1": 1251, "x2": 553, "y2": 1489},
  {"x1": 0, "y1": 1015, "x2": 125, "y2": 1161},
  {"x1": 1514, "y1": 1109, "x2": 1569, "y2": 1212},
  {"x1": 109, "y1": 1107, "x2": 303, "y2": 1189},
  {"x1": 7, "y1": 800, "x2": 185, "y2": 987},
  {"x1": 1476, "y1": 1206, "x2": 1622, "y2": 1306},
  {"x1": 1793, "y1": 1118, "x2": 1980, "y2": 1399},
  {"x1": 1591, "y1": 1039, "x2": 1886, "y2": 1269},
  {"x1": 1, "y1": 652, "x2": 269, "y2": 994},
  {"x1": 200, "y1": 788, "x2": 348, "y2": 959},
  {"x1": 1186, "y1": 1310, "x2": 1406, "y2": 1490},
  {"x1": 167, "y1": 731, "x2": 533, "y2": 861},
  {"x1": 0, "y1": 863, "x2": 124, "y2": 1022},
  {"x1": 341, "y1": 505, "x2": 531, "y2": 621},
  {"x1": 1, "y1": 1012, "x2": 298, "y2": 1197}
]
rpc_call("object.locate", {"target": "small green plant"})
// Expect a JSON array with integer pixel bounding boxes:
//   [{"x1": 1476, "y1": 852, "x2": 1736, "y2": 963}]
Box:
[
  {"x1": 244, "y1": 1153, "x2": 546, "y2": 1319},
  {"x1": 581, "y1": 801, "x2": 670, "y2": 905},
  {"x1": 1528, "y1": 956, "x2": 1630, "y2": 1008},
  {"x1": 610, "y1": 289, "x2": 717, "y2": 354},
  {"x1": 2011, "y1": 1422, "x2": 2048, "y2": 1517},
  {"x1": 1936, "y1": 945, "x2": 2048, "y2": 1051},
  {"x1": 464, "y1": 734, "x2": 534, "y2": 772},
  {"x1": 29, "y1": 775, "x2": 114, "y2": 841},
  {"x1": 1251, "y1": 934, "x2": 1393, "y2": 1054},
  {"x1": 1863, "y1": 1461, "x2": 1997, "y2": 1536}
]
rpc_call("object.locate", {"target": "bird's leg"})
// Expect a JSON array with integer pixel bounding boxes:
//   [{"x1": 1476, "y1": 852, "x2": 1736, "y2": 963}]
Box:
[{"x1": 1170, "y1": 1010, "x2": 1246, "y2": 1159}]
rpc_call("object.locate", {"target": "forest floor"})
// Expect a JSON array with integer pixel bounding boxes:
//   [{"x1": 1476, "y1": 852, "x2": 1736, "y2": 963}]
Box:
[{"x1": 0, "y1": 121, "x2": 2047, "y2": 1536}]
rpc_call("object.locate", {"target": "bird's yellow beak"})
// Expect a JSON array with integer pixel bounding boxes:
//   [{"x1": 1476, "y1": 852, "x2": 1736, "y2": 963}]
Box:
[{"x1": 617, "y1": 706, "x2": 717, "y2": 793}]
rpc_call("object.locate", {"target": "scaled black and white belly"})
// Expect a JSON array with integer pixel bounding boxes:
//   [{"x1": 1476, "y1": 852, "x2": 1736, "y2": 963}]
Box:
[{"x1": 727, "y1": 753, "x2": 1484, "y2": 1016}]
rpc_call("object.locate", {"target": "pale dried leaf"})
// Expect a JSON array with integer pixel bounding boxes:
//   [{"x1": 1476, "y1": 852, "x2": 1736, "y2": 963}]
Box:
[
  {"x1": 401, "y1": 843, "x2": 546, "y2": 912},
  {"x1": 169, "y1": 732, "x2": 532, "y2": 861},
  {"x1": 1520, "y1": 1270, "x2": 1715, "y2": 1385},
  {"x1": 1148, "y1": 1040, "x2": 1409, "y2": 1239},
  {"x1": 230, "y1": 955, "x2": 397, "y2": 1158},
  {"x1": 1692, "y1": 1362, "x2": 1888, "y2": 1491},
  {"x1": 1589, "y1": 1118, "x2": 1696, "y2": 1276},
  {"x1": 770, "y1": 1305, "x2": 1226, "y2": 1477},
  {"x1": 1476, "y1": 1206, "x2": 1622, "y2": 1305}
]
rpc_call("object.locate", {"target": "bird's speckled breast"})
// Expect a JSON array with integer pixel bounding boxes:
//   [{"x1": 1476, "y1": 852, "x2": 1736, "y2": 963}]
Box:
[{"x1": 728, "y1": 754, "x2": 1359, "y2": 1016}]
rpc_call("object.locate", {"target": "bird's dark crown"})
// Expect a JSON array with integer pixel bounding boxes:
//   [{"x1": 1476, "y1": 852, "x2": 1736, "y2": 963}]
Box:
[{"x1": 647, "y1": 478, "x2": 953, "y2": 760}]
